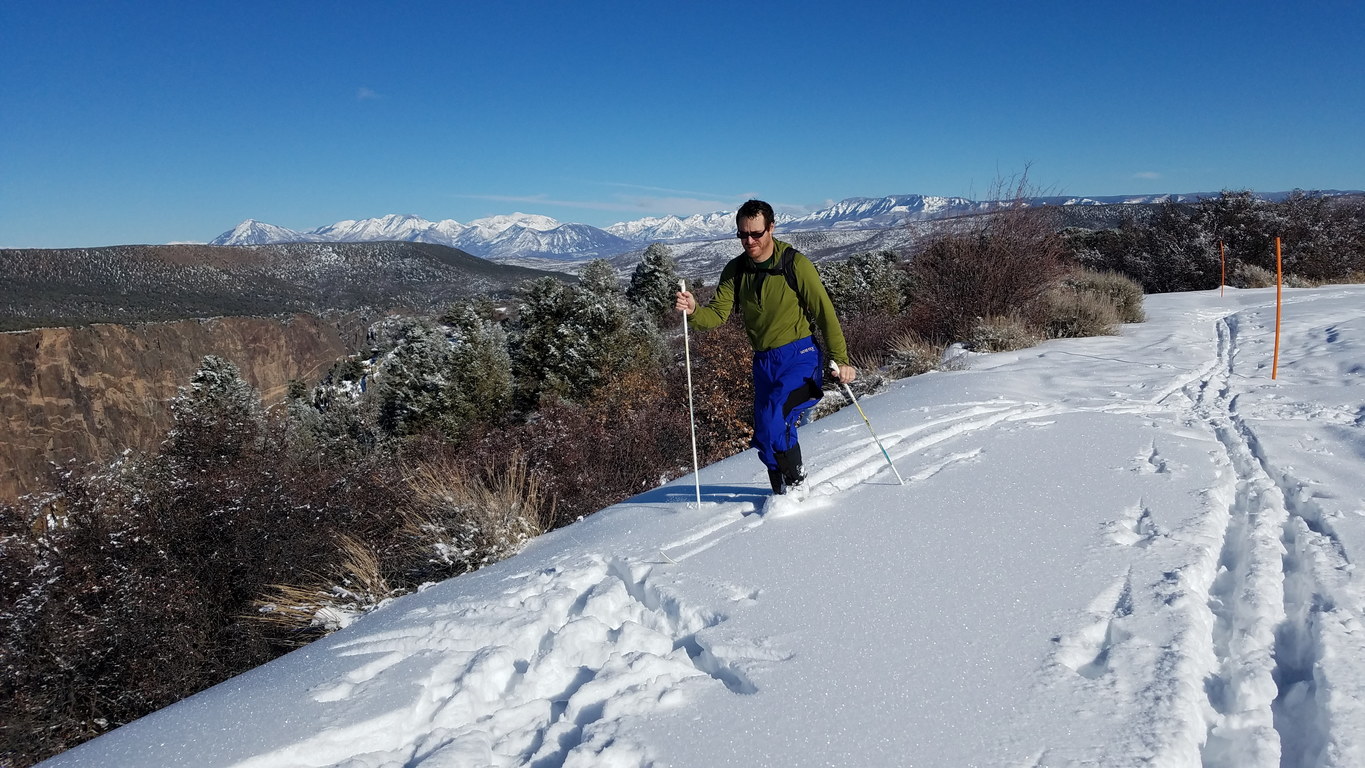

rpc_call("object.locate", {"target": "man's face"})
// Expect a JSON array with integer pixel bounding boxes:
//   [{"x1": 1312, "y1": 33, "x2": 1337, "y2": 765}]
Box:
[{"x1": 737, "y1": 215, "x2": 773, "y2": 262}]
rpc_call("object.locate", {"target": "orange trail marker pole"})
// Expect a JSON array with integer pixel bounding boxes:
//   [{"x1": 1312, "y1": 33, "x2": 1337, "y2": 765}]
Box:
[{"x1": 1272, "y1": 237, "x2": 1283, "y2": 379}]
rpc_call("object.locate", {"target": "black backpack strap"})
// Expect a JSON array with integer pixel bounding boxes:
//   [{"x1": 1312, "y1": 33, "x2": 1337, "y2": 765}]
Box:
[
  {"x1": 780, "y1": 247, "x2": 800, "y2": 295},
  {"x1": 781, "y1": 248, "x2": 824, "y2": 363}
]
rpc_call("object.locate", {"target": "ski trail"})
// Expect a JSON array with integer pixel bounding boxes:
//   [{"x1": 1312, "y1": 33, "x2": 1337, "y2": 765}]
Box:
[
  {"x1": 1172, "y1": 312, "x2": 1359, "y2": 768},
  {"x1": 813, "y1": 400, "x2": 1053, "y2": 493},
  {"x1": 657, "y1": 502, "x2": 761, "y2": 563}
]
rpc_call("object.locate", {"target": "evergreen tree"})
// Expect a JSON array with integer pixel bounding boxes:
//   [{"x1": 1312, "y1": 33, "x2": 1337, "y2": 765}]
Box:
[
  {"x1": 286, "y1": 361, "x2": 380, "y2": 462},
  {"x1": 442, "y1": 302, "x2": 514, "y2": 433},
  {"x1": 510, "y1": 277, "x2": 663, "y2": 409},
  {"x1": 818, "y1": 251, "x2": 911, "y2": 317},
  {"x1": 163, "y1": 355, "x2": 264, "y2": 463},
  {"x1": 370, "y1": 310, "x2": 513, "y2": 441},
  {"x1": 372, "y1": 321, "x2": 454, "y2": 439},
  {"x1": 626, "y1": 242, "x2": 680, "y2": 319},
  {"x1": 579, "y1": 259, "x2": 622, "y2": 297}
]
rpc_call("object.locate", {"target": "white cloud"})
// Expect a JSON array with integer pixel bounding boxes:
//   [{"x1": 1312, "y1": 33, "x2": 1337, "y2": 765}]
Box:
[
  {"x1": 357, "y1": 87, "x2": 382, "y2": 101},
  {"x1": 1133, "y1": 171, "x2": 1162, "y2": 180}
]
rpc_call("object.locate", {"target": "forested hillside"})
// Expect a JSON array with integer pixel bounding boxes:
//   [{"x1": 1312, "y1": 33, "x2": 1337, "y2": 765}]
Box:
[{"x1": 0, "y1": 241, "x2": 568, "y2": 331}]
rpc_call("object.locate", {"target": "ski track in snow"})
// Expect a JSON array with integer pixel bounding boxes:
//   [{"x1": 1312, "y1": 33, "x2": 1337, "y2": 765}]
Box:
[{"x1": 1170, "y1": 311, "x2": 1363, "y2": 768}]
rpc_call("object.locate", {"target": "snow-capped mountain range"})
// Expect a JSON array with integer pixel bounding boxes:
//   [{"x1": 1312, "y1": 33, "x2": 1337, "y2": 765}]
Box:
[{"x1": 209, "y1": 191, "x2": 1348, "y2": 262}]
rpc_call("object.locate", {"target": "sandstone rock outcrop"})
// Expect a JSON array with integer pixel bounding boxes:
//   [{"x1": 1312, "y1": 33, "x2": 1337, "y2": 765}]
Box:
[{"x1": 0, "y1": 314, "x2": 355, "y2": 501}]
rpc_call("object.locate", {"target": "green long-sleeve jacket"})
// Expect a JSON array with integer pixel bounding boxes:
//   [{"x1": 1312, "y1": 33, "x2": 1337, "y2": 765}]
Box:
[{"x1": 688, "y1": 239, "x2": 850, "y2": 365}]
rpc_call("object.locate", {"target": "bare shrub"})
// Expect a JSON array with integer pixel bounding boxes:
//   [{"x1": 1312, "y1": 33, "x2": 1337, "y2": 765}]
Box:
[
  {"x1": 668, "y1": 318, "x2": 754, "y2": 463},
  {"x1": 840, "y1": 311, "x2": 920, "y2": 368},
  {"x1": 507, "y1": 366, "x2": 689, "y2": 525},
  {"x1": 0, "y1": 403, "x2": 415, "y2": 766},
  {"x1": 909, "y1": 174, "x2": 1068, "y2": 342}
]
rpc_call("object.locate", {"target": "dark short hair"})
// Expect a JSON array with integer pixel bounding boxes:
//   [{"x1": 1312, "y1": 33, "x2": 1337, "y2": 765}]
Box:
[{"x1": 736, "y1": 199, "x2": 774, "y2": 228}]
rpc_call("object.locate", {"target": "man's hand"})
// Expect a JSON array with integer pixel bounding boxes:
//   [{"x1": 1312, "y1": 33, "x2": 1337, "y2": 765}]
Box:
[
  {"x1": 831, "y1": 362, "x2": 857, "y2": 384},
  {"x1": 675, "y1": 290, "x2": 696, "y2": 315}
]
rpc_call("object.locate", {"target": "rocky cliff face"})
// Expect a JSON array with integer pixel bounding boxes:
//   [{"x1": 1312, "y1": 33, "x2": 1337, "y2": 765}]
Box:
[{"x1": 0, "y1": 314, "x2": 355, "y2": 502}]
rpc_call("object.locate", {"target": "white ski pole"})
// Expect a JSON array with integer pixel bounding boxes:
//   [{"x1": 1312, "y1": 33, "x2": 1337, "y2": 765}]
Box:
[
  {"x1": 681, "y1": 280, "x2": 702, "y2": 505},
  {"x1": 831, "y1": 362, "x2": 904, "y2": 485}
]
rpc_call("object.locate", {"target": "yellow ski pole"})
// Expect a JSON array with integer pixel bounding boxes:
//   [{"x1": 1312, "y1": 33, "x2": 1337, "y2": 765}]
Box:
[{"x1": 831, "y1": 362, "x2": 904, "y2": 485}]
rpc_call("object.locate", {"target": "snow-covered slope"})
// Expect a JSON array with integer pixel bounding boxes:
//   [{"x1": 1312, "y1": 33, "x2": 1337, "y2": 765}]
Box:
[
  {"x1": 310, "y1": 214, "x2": 468, "y2": 244},
  {"x1": 605, "y1": 212, "x2": 762, "y2": 242},
  {"x1": 210, "y1": 219, "x2": 322, "y2": 246},
  {"x1": 42, "y1": 285, "x2": 1365, "y2": 768},
  {"x1": 782, "y1": 193, "x2": 984, "y2": 229}
]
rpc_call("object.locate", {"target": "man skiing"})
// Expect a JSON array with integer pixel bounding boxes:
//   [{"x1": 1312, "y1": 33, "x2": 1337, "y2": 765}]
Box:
[{"x1": 675, "y1": 199, "x2": 856, "y2": 495}]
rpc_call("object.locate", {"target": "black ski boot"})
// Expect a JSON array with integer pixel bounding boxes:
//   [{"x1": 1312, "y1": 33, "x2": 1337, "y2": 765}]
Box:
[
  {"x1": 775, "y1": 444, "x2": 805, "y2": 491},
  {"x1": 768, "y1": 469, "x2": 787, "y2": 495}
]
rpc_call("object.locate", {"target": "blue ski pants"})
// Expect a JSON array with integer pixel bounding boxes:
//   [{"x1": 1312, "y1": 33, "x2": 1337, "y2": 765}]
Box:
[{"x1": 751, "y1": 336, "x2": 823, "y2": 471}]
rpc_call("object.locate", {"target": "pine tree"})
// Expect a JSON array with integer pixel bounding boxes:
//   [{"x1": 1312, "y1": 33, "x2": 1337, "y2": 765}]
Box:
[
  {"x1": 372, "y1": 321, "x2": 454, "y2": 439},
  {"x1": 626, "y1": 242, "x2": 680, "y2": 320},
  {"x1": 819, "y1": 251, "x2": 911, "y2": 317},
  {"x1": 579, "y1": 259, "x2": 622, "y2": 297},
  {"x1": 366, "y1": 307, "x2": 516, "y2": 442},
  {"x1": 510, "y1": 277, "x2": 663, "y2": 409},
  {"x1": 163, "y1": 355, "x2": 264, "y2": 463},
  {"x1": 442, "y1": 302, "x2": 514, "y2": 434}
]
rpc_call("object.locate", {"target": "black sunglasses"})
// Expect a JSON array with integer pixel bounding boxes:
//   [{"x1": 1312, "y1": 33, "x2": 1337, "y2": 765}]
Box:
[{"x1": 736, "y1": 228, "x2": 768, "y2": 241}]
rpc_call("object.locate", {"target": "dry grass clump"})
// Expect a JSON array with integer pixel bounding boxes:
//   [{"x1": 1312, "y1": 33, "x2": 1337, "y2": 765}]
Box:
[
  {"x1": 885, "y1": 331, "x2": 945, "y2": 378},
  {"x1": 1230, "y1": 262, "x2": 1318, "y2": 289},
  {"x1": 1323, "y1": 270, "x2": 1365, "y2": 285},
  {"x1": 969, "y1": 314, "x2": 1043, "y2": 352},
  {"x1": 248, "y1": 451, "x2": 549, "y2": 642},
  {"x1": 1044, "y1": 287, "x2": 1121, "y2": 339},
  {"x1": 1231, "y1": 262, "x2": 1277, "y2": 288},
  {"x1": 1067, "y1": 270, "x2": 1146, "y2": 323},
  {"x1": 251, "y1": 535, "x2": 396, "y2": 643},
  {"x1": 403, "y1": 451, "x2": 550, "y2": 575}
]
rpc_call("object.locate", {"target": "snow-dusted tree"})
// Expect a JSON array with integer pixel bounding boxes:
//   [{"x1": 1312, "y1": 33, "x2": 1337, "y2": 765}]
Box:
[
  {"x1": 626, "y1": 242, "x2": 680, "y2": 319},
  {"x1": 1124, "y1": 201, "x2": 1219, "y2": 293},
  {"x1": 372, "y1": 321, "x2": 453, "y2": 439},
  {"x1": 1278, "y1": 190, "x2": 1365, "y2": 280},
  {"x1": 510, "y1": 277, "x2": 663, "y2": 408},
  {"x1": 370, "y1": 308, "x2": 514, "y2": 441},
  {"x1": 441, "y1": 302, "x2": 514, "y2": 433},
  {"x1": 578, "y1": 258, "x2": 622, "y2": 297},
  {"x1": 818, "y1": 250, "x2": 911, "y2": 317},
  {"x1": 286, "y1": 365, "x2": 380, "y2": 462},
  {"x1": 1194, "y1": 190, "x2": 1282, "y2": 273},
  {"x1": 163, "y1": 355, "x2": 265, "y2": 463}
]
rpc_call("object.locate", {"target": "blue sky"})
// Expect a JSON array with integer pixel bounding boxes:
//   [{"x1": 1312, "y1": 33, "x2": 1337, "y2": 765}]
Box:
[{"x1": 2, "y1": 0, "x2": 1361, "y2": 248}]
